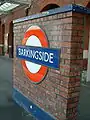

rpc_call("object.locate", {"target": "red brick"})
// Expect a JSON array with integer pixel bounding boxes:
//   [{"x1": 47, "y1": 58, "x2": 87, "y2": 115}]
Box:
[
  {"x1": 72, "y1": 24, "x2": 84, "y2": 30},
  {"x1": 13, "y1": 7, "x2": 84, "y2": 120}
]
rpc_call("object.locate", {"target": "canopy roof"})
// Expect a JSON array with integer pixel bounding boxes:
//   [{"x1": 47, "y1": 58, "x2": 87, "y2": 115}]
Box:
[{"x1": 0, "y1": 0, "x2": 32, "y2": 15}]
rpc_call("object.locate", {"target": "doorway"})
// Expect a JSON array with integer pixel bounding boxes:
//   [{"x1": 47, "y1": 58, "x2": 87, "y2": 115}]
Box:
[
  {"x1": 8, "y1": 21, "x2": 13, "y2": 58},
  {"x1": 41, "y1": 4, "x2": 59, "y2": 12},
  {"x1": 1, "y1": 24, "x2": 5, "y2": 55}
]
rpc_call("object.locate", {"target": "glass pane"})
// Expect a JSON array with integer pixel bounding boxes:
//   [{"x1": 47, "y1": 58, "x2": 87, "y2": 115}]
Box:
[{"x1": 0, "y1": 2, "x2": 19, "y2": 12}]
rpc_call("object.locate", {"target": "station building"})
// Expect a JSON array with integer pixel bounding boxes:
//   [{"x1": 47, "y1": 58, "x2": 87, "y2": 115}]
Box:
[
  {"x1": 0, "y1": 0, "x2": 90, "y2": 82},
  {"x1": 0, "y1": 0, "x2": 90, "y2": 120}
]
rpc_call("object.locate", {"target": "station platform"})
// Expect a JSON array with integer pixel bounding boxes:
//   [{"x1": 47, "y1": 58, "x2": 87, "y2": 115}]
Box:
[
  {"x1": 0, "y1": 56, "x2": 90, "y2": 120},
  {"x1": 0, "y1": 56, "x2": 34, "y2": 120},
  {"x1": 78, "y1": 83, "x2": 90, "y2": 120}
]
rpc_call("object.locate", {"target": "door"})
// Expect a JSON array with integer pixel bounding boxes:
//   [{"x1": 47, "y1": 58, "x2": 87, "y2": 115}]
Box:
[{"x1": 8, "y1": 21, "x2": 13, "y2": 58}]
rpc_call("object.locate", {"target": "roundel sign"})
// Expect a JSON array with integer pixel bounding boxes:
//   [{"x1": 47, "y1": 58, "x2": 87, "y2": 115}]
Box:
[{"x1": 21, "y1": 25, "x2": 48, "y2": 83}]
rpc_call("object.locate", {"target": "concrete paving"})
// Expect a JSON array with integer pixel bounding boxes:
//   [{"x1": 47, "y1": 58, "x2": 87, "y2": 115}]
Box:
[
  {"x1": 0, "y1": 56, "x2": 34, "y2": 120},
  {"x1": 0, "y1": 56, "x2": 90, "y2": 120},
  {"x1": 78, "y1": 83, "x2": 90, "y2": 120}
]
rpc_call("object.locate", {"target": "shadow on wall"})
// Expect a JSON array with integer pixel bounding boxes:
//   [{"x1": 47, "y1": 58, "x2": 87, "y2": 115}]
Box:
[{"x1": 40, "y1": 4, "x2": 59, "y2": 12}]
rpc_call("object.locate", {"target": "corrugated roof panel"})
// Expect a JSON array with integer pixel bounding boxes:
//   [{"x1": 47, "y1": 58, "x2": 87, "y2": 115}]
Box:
[{"x1": 0, "y1": 2, "x2": 20, "y2": 12}]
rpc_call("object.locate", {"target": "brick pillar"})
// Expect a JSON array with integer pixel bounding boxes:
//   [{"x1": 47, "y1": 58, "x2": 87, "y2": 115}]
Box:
[
  {"x1": 13, "y1": 5, "x2": 85, "y2": 120},
  {"x1": 58, "y1": 13, "x2": 83, "y2": 120}
]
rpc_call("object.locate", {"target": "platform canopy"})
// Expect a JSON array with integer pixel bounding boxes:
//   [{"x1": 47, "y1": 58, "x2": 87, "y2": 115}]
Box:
[{"x1": 0, "y1": 0, "x2": 32, "y2": 15}]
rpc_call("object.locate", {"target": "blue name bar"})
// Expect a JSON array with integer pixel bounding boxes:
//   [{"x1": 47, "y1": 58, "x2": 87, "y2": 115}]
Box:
[{"x1": 16, "y1": 46, "x2": 60, "y2": 69}]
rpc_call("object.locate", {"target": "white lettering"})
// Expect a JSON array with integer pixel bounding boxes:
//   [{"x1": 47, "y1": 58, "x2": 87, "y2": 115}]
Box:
[
  {"x1": 49, "y1": 53, "x2": 53, "y2": 63},
  {"x1": 44, "y1": 52, "x2": 49, "y2": 62},
  {"x1": 35, "y1": 51, "x2": 39, "y2": 60},
  {"x1": 18, "y1": 48, "x2": 54, "y2": 64}
]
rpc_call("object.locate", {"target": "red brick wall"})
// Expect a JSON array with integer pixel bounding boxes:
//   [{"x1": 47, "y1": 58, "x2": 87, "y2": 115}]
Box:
[
  {"x1": 0, "y1": 6, "x2": 26, "y2": 55},
  {"x1": 1, "y1": 0, "x2": 90, "y2": 34},
  {"x1": 25, "y1": 0, "x2": 90, "y2": 70},
  {"x1": 13, "y1": 11, "x2": 84, "y2": 120},
  {"x1": 1, "y1": 6, "x2": 26, "y2": 34},
  {"x1": 28, "y1": 0, "x2": 90, "y2": 15},
  {"x1": 0, "y1": 0, "x2": 90, "y2": 57},
  {"x1": 84, "y1": 16, "x2": 89, "y2": 50}
]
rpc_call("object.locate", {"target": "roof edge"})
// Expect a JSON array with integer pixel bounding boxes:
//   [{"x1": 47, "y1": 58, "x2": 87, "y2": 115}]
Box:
[{"x1": 13, "y1": 4, "x2": 90, "y2": 24}]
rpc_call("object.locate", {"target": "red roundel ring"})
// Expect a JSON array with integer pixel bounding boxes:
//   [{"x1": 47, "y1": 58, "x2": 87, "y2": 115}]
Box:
[{"x1": 21, "y1": 25, "x2": 48, "y2": 83}]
